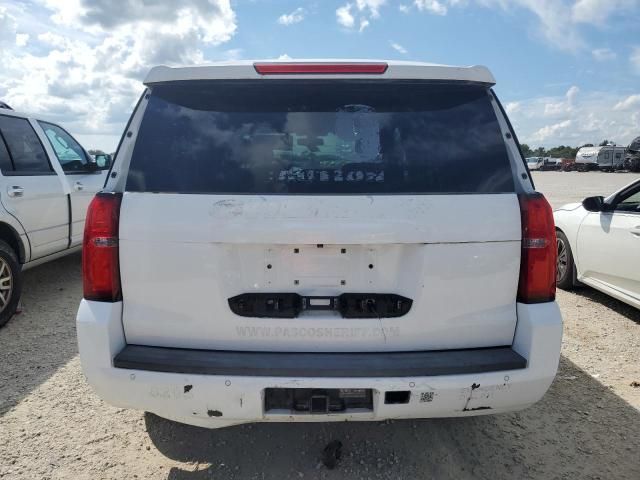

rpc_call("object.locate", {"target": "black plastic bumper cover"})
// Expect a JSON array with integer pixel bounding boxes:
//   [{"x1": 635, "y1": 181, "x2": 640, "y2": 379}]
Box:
[{"x1": 113, "y1": 345, "x2": 527, "y2": 378}]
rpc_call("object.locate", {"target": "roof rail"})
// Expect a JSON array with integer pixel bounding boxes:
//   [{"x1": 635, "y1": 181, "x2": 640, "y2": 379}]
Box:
[{"x1": 0, "y1": 101, "x2": 13, "y2": 110}]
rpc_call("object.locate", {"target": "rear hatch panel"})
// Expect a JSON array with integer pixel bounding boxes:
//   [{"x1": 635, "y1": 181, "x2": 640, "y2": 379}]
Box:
[
  {"x1": 120, "y1": 193, "x2": 521, "y2": 352},
  {"x1": 117, "y1": 78, "x2": 523, "y2": 353}
]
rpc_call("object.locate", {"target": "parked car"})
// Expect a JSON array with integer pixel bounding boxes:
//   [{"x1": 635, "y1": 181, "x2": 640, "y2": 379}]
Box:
[
  {"x1": 575, "y1": 145, "x2": 625, "y2": 172},
  {"x1": 0, "y1": 108, "x2": 110, "y2": 326},
  {"x1": 526, "y1": 156, "x2": 544, "y2": 170},
  {"x1": 527, "y1": 157, "x2": 561, "y2": 171},
  {"x1": 77, "y1": 60, "x2": 562, "y2": 429},
  {"x1": 554, "y1": 179, "x2": 640, "y2": 309},
  {"x1": 541, "y1": 157, "x2": 562, "y2": 171},
  {"x1": 624, "y1": 136, "x2": 640, "y2": 173}
]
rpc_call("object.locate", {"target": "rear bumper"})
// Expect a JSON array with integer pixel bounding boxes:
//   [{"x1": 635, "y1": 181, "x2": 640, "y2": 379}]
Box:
[
  {"x1": 77, "y1": 301, "x2": 562, "y2": 429},
  {"x1": 113, "y1": 345, "x2": 527, "y2": 377}
]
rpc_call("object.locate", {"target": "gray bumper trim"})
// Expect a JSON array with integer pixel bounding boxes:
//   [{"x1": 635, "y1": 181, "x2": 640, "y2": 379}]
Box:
[{"x1": 113, "y1": 345, "x2": 526, "y2": 378}]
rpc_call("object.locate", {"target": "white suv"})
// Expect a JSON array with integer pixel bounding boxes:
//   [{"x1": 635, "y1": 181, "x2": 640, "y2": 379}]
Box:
[
  {"x1": 0, "y1": 105, "x2": 109, "y2": 326},
  {"x1": 77, "y1": 61, "x2": 562, "y2": 429}
]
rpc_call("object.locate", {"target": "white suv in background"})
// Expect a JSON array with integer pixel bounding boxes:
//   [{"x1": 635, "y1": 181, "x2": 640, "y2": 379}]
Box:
[
  {"x1": 77, "y1": 60, "x2": 562, "y2": 429},
  {"x1": 0, "y1": 105, "x2": 110, "y2": 326}
]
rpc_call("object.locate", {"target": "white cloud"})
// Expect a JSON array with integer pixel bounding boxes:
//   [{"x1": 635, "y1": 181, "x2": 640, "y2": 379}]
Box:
[
  {"x1": 0, "y1": 0, "x2": 237, "y2": 151},
  {"x1": 592, "y1": 48, "x2": 616, "y2": 61},
  {"x1": 566, "y1": 85, "x2": 580, "y2": 103},
  {"x1": 338, "y1": 0, "x2": 637, "y2": 47},
  {"x1": 543, "y1": 85, "x2": 579, "y2": 116},
  {"x1": 278, "y1": 7, "x2": 304, "y2": 26},
  {"x1": 479, "y1": 1, "x2": 583, "y2": 52},
  {"x1": 390, "y1": 41, "x2": 408, "y2": 54},
  {"x1": 505, "y1": 101, "x2": 521, "y2": 115},
  {"x1": 336, "y1": 0, "x2": 387, "y2": 31},
  {"x1": 336, "y1": 4, "x2": 355, "y2": 28},
  {"x1": 15, "y1": 33, "x2": 29, "y2": 47},
  {"x1": 475, "y1": 0, "x2": 639, "y2": 53},
  {"x1": 614, "y1": 94, "x2": 640, "y2": 111},
  {"x1": 506, "y1": 89, "x2": 640, "y2": 147},
  {"x1": 0, "y1": 6, "x2": 17, "y2": 44},
  {"x1": 356, "y1": 0, "x2": 387, "y2": 18},
  {"x1": 572, "y1": 0, "x2": 639, "y2": 25},
  {"x1": 414, "y1": 0, "x2": 448, "y2": 15},
  {"x1": 531, "y1": 119, "x2": 573, "y2": 143},
  {"x1": 395, "y1": 0, "x2": 638, "y2": 54},
  {"x1": 631, "y1": 46, "x2": 640, "y2": 74}
]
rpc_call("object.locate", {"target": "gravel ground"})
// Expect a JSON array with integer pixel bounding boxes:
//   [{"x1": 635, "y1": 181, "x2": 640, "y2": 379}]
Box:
[
  {"x1": 531, "y1": 170, "x2": 639, "y2": 208},
  {"x1": 1, "y1": 172, "x2": 639, "y2": 479}
]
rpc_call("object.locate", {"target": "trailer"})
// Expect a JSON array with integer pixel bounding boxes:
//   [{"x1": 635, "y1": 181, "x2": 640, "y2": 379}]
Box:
[{"x1": 575, "y1": 145, "x2": 625, "y2": 171}]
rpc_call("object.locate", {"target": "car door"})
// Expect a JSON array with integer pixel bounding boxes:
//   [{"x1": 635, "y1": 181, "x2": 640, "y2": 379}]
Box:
[
  {"x1": 577, "y1": 184, "x2": 640, "y2": 301},
  {"x1": 37, "y1": 121, "x2": 109, "y2": 247},
  {"x1": 0, "y1": 114, "x2": 69, "y2": 260}
]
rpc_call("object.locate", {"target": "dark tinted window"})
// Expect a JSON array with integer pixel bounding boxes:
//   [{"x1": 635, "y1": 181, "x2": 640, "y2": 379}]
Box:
[
  {"x1": 128, "y1": 81, "x2": 514, "y2": 194},
  {"x1": 0, "y1": 116, "x2": 52, "y2": 174},
  {"x1": 615, "y1": 188, "x2": 640, "y2": 213},
  {"x1": 0, "y1": 134, "x2": 13, "y2": 173}
]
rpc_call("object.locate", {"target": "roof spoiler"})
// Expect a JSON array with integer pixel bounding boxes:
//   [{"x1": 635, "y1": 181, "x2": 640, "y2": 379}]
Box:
[{"x1": 143, "y1": 62, "x2": 496, "y2": 86}]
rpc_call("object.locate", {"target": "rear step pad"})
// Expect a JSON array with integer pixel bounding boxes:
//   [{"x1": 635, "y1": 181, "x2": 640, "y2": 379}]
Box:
[{"x1": 113, "y1": 346, "x2": 526, "y2": 377}]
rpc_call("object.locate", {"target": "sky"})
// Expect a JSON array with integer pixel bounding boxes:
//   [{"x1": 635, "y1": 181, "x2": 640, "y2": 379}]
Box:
[{"x1": 1, "y1": 0, "x2": 639, "y2": 152}]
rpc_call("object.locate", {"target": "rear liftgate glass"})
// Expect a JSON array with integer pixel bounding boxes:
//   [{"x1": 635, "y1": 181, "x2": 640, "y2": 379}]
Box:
[{"x1": 128, "y1": 81, "x2": 514, "y2": 195}]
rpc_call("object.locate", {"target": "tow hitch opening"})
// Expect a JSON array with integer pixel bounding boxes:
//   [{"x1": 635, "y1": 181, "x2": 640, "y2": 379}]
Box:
[{"x1": 264, "y1": 388, "x2": 374, "y2": 414}]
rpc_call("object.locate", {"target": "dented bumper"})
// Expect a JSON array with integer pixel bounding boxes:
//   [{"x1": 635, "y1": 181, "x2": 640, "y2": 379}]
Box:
[{"x1": 77, "y1": 300, "x2": 562, "y2": 429}]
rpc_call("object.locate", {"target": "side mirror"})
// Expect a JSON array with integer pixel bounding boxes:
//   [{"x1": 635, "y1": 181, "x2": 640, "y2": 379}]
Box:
[
  {"x1": 85, "y1": 158, "x2": 99, "y2": 172},
  {"x1": 582, "y1": 196, "x2": 605, "y2": 212},
  {"x1": 95, "y1": 154, "x2": 111, "y2": 169}
]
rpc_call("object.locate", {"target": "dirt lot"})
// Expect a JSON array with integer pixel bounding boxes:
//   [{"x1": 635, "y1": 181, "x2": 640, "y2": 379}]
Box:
[
  {"x1": 532, "y1": 171, "x2": 639, "y2": 208},
  {"x1": 1, "y1": 172, "x2": 639, "y2": 480}
]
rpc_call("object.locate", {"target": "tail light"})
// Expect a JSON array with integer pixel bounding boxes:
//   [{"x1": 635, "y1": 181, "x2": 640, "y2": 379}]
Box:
[
  {"x1": 254, "y1": 62, "x2": 388, "y2": 75},
  {"x1": 83, "y1": 192, "x2": 122, "y2": 302},
  {"x1": 517, "y1": 193, "x2": 557, "y2": 303}
]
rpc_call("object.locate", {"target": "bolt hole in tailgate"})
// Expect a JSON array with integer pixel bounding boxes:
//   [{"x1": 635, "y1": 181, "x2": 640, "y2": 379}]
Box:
[{"x1": 117, "y1": 79, "x2": 523, "y2": 353}]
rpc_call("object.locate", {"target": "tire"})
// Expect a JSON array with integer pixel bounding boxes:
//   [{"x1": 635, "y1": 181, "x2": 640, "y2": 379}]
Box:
[
  {"x1": 556, "y1": 230, "x2": 576, "y2": 290},
  {"x1": 0, "y1": 240, "x2": 22, "y2": 328}
]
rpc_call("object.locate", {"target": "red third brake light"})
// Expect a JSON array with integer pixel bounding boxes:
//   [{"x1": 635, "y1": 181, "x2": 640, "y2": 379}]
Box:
[
  {"x1": 83, "y1": 192, "x2": 122, "y2": 302},
  {"x1": 254, "y1": 62, "x2": 388, "y2": 75},
  {"x1": 517, "y1": 193, "x2": 557, "y2": 303}
]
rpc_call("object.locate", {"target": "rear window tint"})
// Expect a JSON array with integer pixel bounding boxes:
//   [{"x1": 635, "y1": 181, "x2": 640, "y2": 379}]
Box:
[{"x1": 127, "y1": 81, "x2": 514, "y2": 194}]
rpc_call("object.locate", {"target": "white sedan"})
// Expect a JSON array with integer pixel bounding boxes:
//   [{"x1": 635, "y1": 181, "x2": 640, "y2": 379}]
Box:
[{"x1": 554, "y1": 178, "x2": 640, "y2": 309}]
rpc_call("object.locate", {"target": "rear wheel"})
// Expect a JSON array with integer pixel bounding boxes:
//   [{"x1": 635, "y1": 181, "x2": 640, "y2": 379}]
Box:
[
  {"x1": 556, "y1": 230, "x2": 575, "y2": 290},
  {"x1": 0, "y1": 240, "x2": 22, "y2": 327}
]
